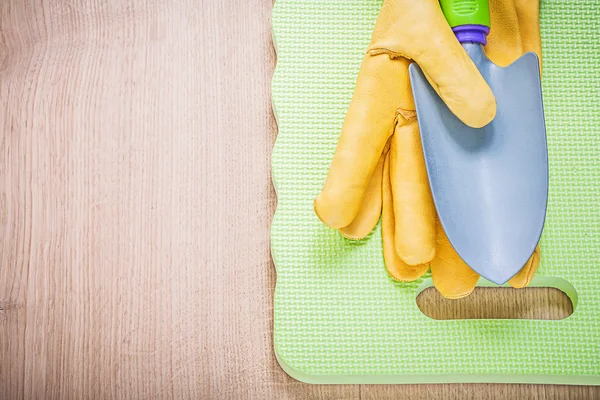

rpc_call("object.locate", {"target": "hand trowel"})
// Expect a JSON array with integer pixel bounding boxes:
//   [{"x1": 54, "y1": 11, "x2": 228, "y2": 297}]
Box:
[{"x1": 409, "y1": 0, "x2": 549, "y2": 285}]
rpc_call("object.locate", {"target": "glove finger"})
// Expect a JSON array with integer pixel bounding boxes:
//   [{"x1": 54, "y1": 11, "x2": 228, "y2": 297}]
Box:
[
  {"x1": 382, "y1": 151, "x2": 429, "y2": 281},
  {"x1": 390, "y1": 115, "x2": 436, "y2": 265},
  {"x1": 430, "y1": 218, "x2": 480, "y2": 299},
  {"x1": 508, "y1": 244, "x2": 541, "y2": 288},
  {"x1": 369, "y1": 0, "x2": 496, "y2": 128},
  {"x1": 486, "y1": 0, "x2": 523, "y2": 66},
  {"x1": 314, "y1": 54, "x2": 408, "y2": 229},
  {"x1": 513, "y1": 0, "x2": 542, "y2": 69},
  {"x1": 339, "y1": 149, "x2": 386, "y2": 240}
]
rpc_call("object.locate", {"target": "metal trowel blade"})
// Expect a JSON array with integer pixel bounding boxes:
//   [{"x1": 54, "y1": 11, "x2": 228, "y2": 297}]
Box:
[{"x1": 409, "y1": 44, "x2": 549, "y2": 285}]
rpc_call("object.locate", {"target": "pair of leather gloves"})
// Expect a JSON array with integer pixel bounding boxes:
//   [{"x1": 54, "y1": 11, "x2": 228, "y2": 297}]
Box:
[{"x1": 314, "y1": 0, "x2": 542, "y2": 299}]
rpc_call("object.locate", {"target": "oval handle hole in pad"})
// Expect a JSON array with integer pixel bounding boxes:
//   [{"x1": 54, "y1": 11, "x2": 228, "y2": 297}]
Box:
[{"x1": 416, "y1": 286, "x2": 573, "y2": 320}]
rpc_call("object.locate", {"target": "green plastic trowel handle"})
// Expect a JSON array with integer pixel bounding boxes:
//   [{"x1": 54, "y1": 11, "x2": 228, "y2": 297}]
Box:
[{"x1": 439, "y1": 0, "x2": 491, "y2": 28}]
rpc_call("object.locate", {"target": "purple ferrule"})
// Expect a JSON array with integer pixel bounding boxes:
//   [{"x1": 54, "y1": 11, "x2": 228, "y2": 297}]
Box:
[{"x1": 452, "y1": 25, "x2": 490, "y2": 46}]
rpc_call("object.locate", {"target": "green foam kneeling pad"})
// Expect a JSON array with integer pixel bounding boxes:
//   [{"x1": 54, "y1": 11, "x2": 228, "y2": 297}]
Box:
[{"x1": 271, "y1": 0, "x2": 600, "y2": 385}]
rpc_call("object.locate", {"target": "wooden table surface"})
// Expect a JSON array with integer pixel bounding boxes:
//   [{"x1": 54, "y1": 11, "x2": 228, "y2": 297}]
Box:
[{"x1": 0, "y1": 1, "x2": 597, "y2": 398}]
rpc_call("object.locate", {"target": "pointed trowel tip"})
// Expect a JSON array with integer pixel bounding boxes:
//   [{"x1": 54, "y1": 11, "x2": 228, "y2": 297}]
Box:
[{"x1": 477, "y1": 266, "x2": 519, "y2": 286}]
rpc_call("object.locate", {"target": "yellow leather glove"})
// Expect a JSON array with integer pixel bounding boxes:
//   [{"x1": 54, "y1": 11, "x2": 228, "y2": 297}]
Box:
[
  {"x1": 314, "y1": 0, "x2": 496, "y2": 231},
  {"x1": 315, "y1": 0, "x2": 543, "y2": 298}
]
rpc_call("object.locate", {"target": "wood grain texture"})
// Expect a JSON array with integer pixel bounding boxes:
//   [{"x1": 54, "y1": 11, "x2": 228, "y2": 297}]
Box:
[{"x1": 0, "y1": 0, "x2": 596, "y2": 399}]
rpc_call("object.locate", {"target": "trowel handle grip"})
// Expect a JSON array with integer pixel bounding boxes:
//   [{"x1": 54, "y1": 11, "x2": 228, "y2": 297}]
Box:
[
  {"x1": 440, "y1": 0, "x2": 491, "y2": 45},
  {"x1": 440, "y1": 0, "x2": 490, "y2": 27}
]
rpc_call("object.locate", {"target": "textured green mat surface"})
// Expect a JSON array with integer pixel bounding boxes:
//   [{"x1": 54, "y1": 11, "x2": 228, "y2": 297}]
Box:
[{"x1": 271, "y1": 0, "x2": 600, "y2": 384}]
